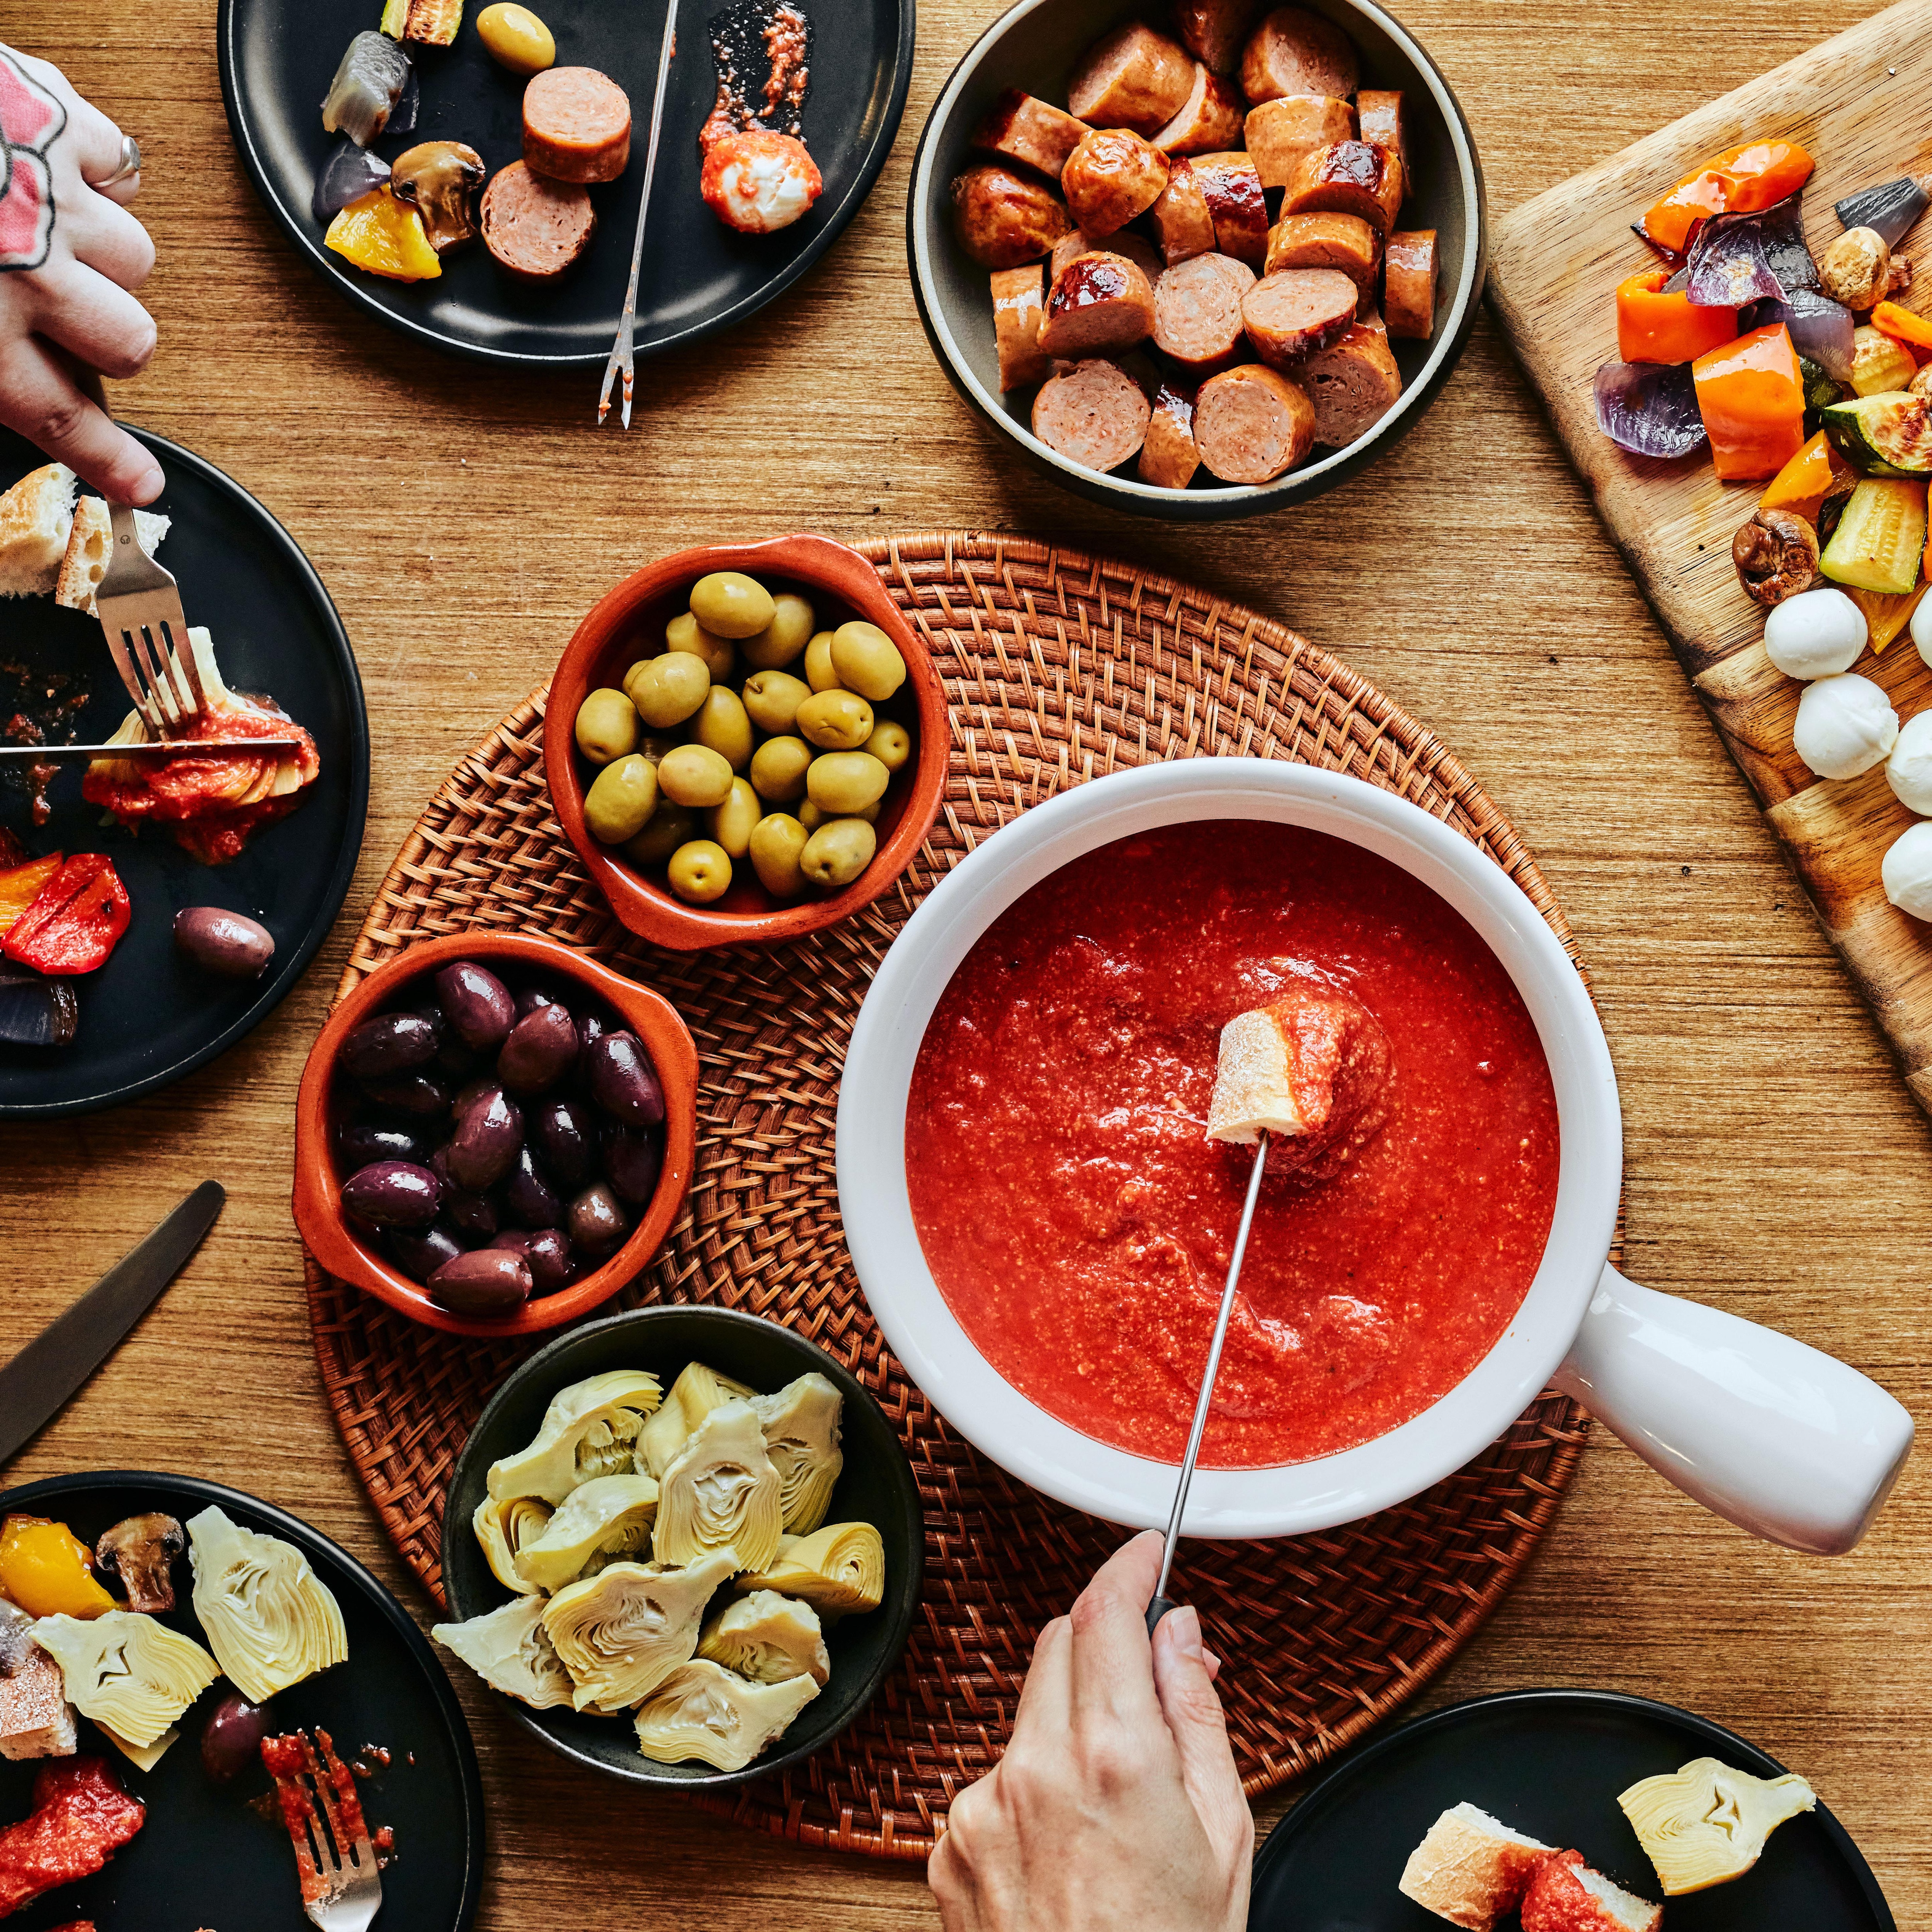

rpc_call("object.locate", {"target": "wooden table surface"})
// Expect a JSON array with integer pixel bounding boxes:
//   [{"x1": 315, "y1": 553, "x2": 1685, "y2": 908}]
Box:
[{"x1": 3, "y1": 0, "x2": 1927, "y2": 1923}]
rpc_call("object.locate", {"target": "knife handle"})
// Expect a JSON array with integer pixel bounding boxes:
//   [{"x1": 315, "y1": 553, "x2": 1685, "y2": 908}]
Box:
[{"x1": 1145, "y1": 1594, "x2": 1177, "y2": 1638}]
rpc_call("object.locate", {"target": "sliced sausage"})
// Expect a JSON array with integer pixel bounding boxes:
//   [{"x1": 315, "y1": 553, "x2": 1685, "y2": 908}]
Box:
[
  {"x1": 1192, "y1": 364, "x2": 1315, "y2": 483},
  {"x1": 971, "y1": 89, "x2": 1092, "y2": 178},
  {"x1": 1384, "y1": 228, "x2": 1437, "y2": 340},
  {"x1": 522, "y1": 66, "x2": 631, "y2": 184},
  {"x1": 1174, "y1": 0, "x2": 1263, "y2": 74},
  {"x1": 1240, "y1": 267, "x2": 1359, "y2": 366},
  {"x1": 1032, "y1": 359, "x2": 1153, "y2": 472},
  {"x1": 951, "y1": 163, "x2": 1071, "y2": 268},
  {"x1": 1294, "y1": 323, "x2": 1403, "y2": 446},
  {"x1": 992, "y1": 266, "x2": 1051, "y2": 391},
  {"x1": 1038, "y1": 250, "x2": 1158, "y2": 357},
  {"x1": 1067, "y1": 24, "x2": 1196, "y2": 137},
  {"x1": 1061, "y1": 128, "x2": 1171, "y2": 236},
  {"x1": 1052, "y1": 226, "x2": 1164, "y2": 286},
  {"x1": 1152, "y1": 64, "x2": 1246, "y2": 156},
  {"x1": 1356, "y1": 88, "x2": 1407, "y2": 179},
  {"x1": 1240, "y1": 7, "x2": 1359, "y2": 105},
  {"x1": 1149, "y1": 160, "x2": 1218, "y2": 265},
  {"x1": 1153, "y1": 252, "x2": 1257, "y2": 376},
  {"x1": 481, "y1": 161, "x2": 597, "y2": 282},
  {"x1": 1281, "y1": 140, "x2": 1404, "y2": 233},
  {"x1": 1355, "y1": 299, "x2": 1386, "y2": 333},
  {"x1": 1244, "y1": 95, "x2": 1354, "y2": 189},
  {"x1": 1263, "y1": 211, "x2": 1380, "y2": 290},
  {"x1": 1189, "y1": 151, "x2": 1268, "y2": 266},
  {"x1": 1139, "y1": 383, "x2": 1201, "y2": 487}
]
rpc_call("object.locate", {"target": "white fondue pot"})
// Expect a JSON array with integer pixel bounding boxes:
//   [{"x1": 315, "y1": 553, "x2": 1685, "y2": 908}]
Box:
[{"x1": 837, "y1": 760, "x2": 1914, "y2": 1554}]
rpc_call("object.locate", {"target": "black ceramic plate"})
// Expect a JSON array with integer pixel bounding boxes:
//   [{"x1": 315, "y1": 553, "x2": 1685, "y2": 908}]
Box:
[
  {"x1": 217, "y1": 0, "x2": 914, "y2": 367},
  {"x1": 444, "y1": 1305, "x2": 924, "y2": 1787},
  {"x1": 0, "y1": 1471, "x2": 483, "y2": 1931},
  {"x1": 0, "y1": 428, "x2": 367, "y2": 1119},
  {"x1": 1249, "y1": 1689, "x2": 1893, "y2": 1931}
]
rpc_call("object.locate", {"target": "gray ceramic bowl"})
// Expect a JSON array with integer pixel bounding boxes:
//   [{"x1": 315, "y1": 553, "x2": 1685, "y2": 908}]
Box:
[
  {"x1": 444, "y1": 1305, "x2": 923, "y2": 1789},
  {"x1": 906, "y1": 0, "x2": 1486, "y2": 519}
]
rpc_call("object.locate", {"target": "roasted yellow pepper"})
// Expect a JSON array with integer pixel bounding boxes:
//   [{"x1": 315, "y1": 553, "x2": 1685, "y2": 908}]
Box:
[
  {"x1": 0, "y1": 1514, "x2": 116, "y2": 1618},
  {"x1": 324, "y1": 187, "x2": 442, "y2": 282}
]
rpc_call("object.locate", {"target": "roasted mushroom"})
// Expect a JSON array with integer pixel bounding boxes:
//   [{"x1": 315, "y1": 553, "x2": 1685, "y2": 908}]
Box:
[
  {"x1": 1819, "y1": 226, "x2": 1892, "y2": 311},
  {"x1": 1733, "y1": 507, "x2": 1820, "y2": 607},
  {"x1": 95, "y1": 1513, "x2": 185, "y2": 1614},
  {"x1": 389, "y1": 140, "x2": 486, "y2": 253}
]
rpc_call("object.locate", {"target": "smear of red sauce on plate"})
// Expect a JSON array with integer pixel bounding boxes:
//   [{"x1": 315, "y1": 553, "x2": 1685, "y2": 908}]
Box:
[{"x1": 905, "y1": 821, "x2": 1561, "y2": 1468}]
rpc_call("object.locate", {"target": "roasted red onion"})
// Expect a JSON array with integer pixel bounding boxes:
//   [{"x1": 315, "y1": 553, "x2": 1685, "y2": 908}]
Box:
[
  {"x1": 1687, "y1": 197, "x2": 1819, "y2": 309},
  {"x1": 312, "y1": 140, "x2": 392, "y2": 224},
  {"x1": 1744, "y1": 289, "x2": 1854, "y2": 383},
  {"x1": 1594, "y1": 360, "x2": 1708, "y2": 459},
  {"x1": 0, "y1": 965, "x2": 77, "y2": 1048},
  {"x1": 1833, "y1": 175, "x2": 1930, "y2": 249}
]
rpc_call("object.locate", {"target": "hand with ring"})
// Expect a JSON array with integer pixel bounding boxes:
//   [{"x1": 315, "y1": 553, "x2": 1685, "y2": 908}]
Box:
[{"x1": 0, "y1": 45, "x2": 162, "y2": 503}]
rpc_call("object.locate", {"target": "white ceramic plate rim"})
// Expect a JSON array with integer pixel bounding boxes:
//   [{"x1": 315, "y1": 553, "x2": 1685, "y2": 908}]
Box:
[{"x1": 837, "y1": 760, "x2": 1623, "y2": 1536}]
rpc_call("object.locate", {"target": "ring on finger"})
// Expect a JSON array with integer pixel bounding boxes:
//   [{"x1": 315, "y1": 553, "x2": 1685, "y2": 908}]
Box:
[{"x1": 90, "y1": 135, "x2": 142, "y2": 189}]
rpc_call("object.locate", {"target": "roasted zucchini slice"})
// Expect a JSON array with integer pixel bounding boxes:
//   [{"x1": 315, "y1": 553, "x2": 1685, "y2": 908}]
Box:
[
  {"x1": 379, "y1": 0, "x2": 463, "y2": 46},
  {"x1": 1820, "y1": 475, "x2": 1928, "y2": 595},
  {"x1": 1823, "y1": 393, "x2": 1932, "y2": 477}
]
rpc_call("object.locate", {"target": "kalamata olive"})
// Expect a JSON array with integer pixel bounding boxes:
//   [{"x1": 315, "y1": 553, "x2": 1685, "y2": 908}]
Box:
[
  {"x1": 529, "y1": 1097, "x2": 596, "y2": 1188},
  {"x1": 587, "y1": 1031, "x2": 664, "y2": 1127},
  {"x1": 386, "y1": 1221, "x2": 464, "y2": 1284},
  {"x1": 568, "y1": 1181, "x2": 630, "y2": 1255},
  {"x1": 572, "y1": 1010, "x2": 608, "y2": 1096},
  {"x1": 603, "y1": 1125, "x2": 664, "y2": 1206},
  {"x1": 174, "y1": 907, "x2": 276, "y2": 980},
  {"x1": 340, "y1": 1010, "x2": 443, "y2": 1081},
  {"x1": 448, "y1": 1083, "x2": 523, "y2": 1190},
  {"x1": 201, "y1": 1691, "x2": 273, "y2": 1783},
  {"x1": 497, "y1": 1002, "x2": 578, "y2": 1096},
  {"x1": 337, "y1": 1119, "x2": 427, "y2": 1169},
  {"x1": 490, "y1": 1226, "x2": 575, "y2": 1294},
  {"x1": 515, "y1": 985, "x2": 565, "y2": 1018},
  {"x1": 429, "y1": 1248, "x2": 532, "y2": 1317},
  {"x1": 341, "y1": 1160, "x2": 442, "y2": 1228},
  {"x1": 435, "y1": 960, "x2": 517, "y2": 1052},
  {"x1": 428, "y1": 1148, "x2": 500, "y2": 1239},
  {"x1": 451, "y1": 1073, "x2": 497, "y2": 1119},
  {"x1": 359, "y1": 1071, "x2": 452, "y2": 1117},
  {"x1": 504, "y1": 1145, "x2": 561, "y2": 1229}
]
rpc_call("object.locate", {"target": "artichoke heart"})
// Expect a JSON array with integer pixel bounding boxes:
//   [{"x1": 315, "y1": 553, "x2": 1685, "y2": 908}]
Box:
[
  {"x1": 514, "y1": 1474, "x2": 660, "y2": 1592},
  {"x1": 634, "y1": 1658, "x2": 818, "y2": 1772},
  {"x1": 638, "y1": 1362, "x2": 755, "y2": 1478},
  {"x1": 736, "y1": 1522, "x2": 885, "y2": 1618},
  {"x1": 488, "y1": 1370, "x2": 662, "y2": 1505},
  {"x1": 751, "y1": 1372, "x2": 844, "y2": 1534},
  {"x1": 186, "y1": 1506, "x2": 348, "y2": 1706},
  {"x1": 473, "y1": 1494, "x2": 554, "y2": 1596},
  {"x1": 698, "y1": 1589, "x2": 830, "y2": 1686},
  {"x1": 32, "y1": 1609, "x2": 218, "y2": 1748},
  {"x1": 541, "y1": 1548, "x2": 738, "y2": 1713},
  {"x1": 1618, "y1": 1756, "x2": 1816, "y2": 1895},
  {"x1": 432, "y1": 1596, "x2": 576, "y2": 1711},
  {"x1": 653, "y1": 1399, "x2": 783, "y2": 1574}
]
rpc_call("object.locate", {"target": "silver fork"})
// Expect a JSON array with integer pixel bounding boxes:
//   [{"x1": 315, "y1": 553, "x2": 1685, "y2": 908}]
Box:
[
  {"x1": 95, "y1": 500, "x2": 204, "y2": 738},
  {"x1": 281, "y1": 1731, "x2": 384, "y2": 1931}
]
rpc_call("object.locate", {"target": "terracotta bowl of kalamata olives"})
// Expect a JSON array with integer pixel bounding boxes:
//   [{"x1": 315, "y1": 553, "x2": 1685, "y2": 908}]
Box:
[{"x1": 293, "y1": 932, "x2": 698, "y2": 1338}]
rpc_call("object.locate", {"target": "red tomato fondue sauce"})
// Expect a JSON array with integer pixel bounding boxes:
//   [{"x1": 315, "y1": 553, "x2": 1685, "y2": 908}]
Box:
[{"x1": 903, "y1": 820, "x2": 1561, "y2": 1469}]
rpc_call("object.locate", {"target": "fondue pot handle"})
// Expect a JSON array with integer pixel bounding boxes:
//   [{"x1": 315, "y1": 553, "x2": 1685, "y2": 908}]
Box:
[{"x1": 1554, "y1": 1264, "x2": 1915, "y2": 1556}]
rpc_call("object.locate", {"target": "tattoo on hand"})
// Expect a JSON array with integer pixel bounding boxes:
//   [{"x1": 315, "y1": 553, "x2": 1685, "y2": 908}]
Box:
[{"x1": 0, "y1": 51, "x2": 65, "y2": 272}]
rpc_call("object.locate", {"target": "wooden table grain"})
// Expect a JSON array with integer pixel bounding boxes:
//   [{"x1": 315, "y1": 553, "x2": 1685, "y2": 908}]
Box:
[{"x1": 2, "y1": 1, "x2": 1926, "y2": 1924}]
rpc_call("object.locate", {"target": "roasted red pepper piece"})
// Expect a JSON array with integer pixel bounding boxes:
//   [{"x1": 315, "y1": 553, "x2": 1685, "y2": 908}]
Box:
[
  {"x1": 1616, "y1": 269, "x2": 1738, "y2": 364},
  {"x1": 1693, "y1": 323, "x2": 1806, "y2": 481},
  {"x1": 0, "y1": 852, "x2": 62, "y2": 938},
  {"x1": 0, "y1": 855, "x2": 131, "y2": 975},
  {"x1": 0, "y1": 1757, "x2": 145, "y2": 1917},
  {"x1": 1640, "y1": 138, "x2": 1815, "y2": 254}
]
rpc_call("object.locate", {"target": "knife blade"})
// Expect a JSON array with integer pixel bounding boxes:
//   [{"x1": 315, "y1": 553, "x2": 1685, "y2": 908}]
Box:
[
  {"x1": 0, "y1": 1181, "x2": 224, "y2": 1467},
  {"x1": 0, "y1": 741, "x2": 302, "y2": 764}
]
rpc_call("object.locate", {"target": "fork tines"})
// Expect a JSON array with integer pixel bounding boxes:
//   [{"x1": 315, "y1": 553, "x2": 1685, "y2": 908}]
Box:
[{"x1": 96, "y1": 500, "x2": 203, "y2": 740}]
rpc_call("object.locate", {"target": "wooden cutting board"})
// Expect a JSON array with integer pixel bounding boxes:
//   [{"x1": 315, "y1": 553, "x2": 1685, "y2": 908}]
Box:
[{"x1": 1488, "y1": 0, "x2": 1932, "y2": 1116}]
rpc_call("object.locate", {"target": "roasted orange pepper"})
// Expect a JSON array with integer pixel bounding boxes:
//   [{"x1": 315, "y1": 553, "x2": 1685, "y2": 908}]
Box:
[
  {"x1": 0, "y1": 1515, "x2": 116, "y2": 1619},
  {"x1": 0, "y1": 852, "x2": 61, "y2": 937},
  {"x1": 1616, "y1": 269, "x2": 1738, "y2": 363},
  {"x1": 1692, "y1": 324, "x2": 1806, "y2": 481},
  {"x1": 1640, "y1": 139, "x2": 1815, "y2": 254},
  {"x1": 1759, "y1": 430, "x2": 1850, "y2": 525},
  {"x1": 1871, "y1": 300, "x2": 1932, "y2": 354}
]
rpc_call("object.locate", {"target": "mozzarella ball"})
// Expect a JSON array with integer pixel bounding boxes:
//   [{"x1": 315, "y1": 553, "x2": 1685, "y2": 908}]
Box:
[
  {"x1": 1793, "y1": 673, "x2": 1899, "y2": 780},
  {"x1": 699, "y1": 130, "x2": 823, "y2": 235},
  {"x1": 1913, "y1": 585, "x2": 1932, "y2": 672},
  {"x1": 1888, "y1": 710, "x2": 1932, "y2": 814},
  {"x1": 1763, "y1": 587, "x2": 1867, "y2": 679},
  {"x1": 1883, "y1": 820, "x2": 1932, "y2": 919}
]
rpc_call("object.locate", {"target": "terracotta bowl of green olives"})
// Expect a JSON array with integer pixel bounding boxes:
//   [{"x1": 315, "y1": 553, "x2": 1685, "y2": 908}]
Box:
[{"x1": 544, "y1": 535, "x2": 950, "y2": 951}]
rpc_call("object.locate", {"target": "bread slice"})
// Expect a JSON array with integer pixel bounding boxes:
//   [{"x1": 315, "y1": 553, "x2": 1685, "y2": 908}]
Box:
[
  {"x1": 1398, "y1": 1803, "x2": 1554, "y2": 1930},
  {"x1": 0, "y1": 463, "x2": 78, "y2": 597},
  {"x1": 0, "y1": 1644, "x2": 78, "y2": 1761},
  {"x1": 54, "y1": 496, "x2": 173, "y2": 614},
  {"x1": 1520, "y1": 1850, "x2": 1662, "y2": 1932}
]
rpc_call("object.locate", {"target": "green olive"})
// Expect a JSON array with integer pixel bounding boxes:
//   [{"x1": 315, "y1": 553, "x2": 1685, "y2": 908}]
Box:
[
  {"x1": 574, "y1": 688, "x2": 639, "y2": 766},
  {"x1": 665, "y1": 611, "x2": 735, "y2": 682},
  {"x1": 476, "y1": 2, "x2": 556, "y2": 74},
  {"x1": 688, "y1": 571, "x2": 776, "y2": 640},
  {"x1": 690, "y1": 686, "x2": 754, "y2": 770},
  {"x1": 864, "y1": 721, "x2": 913, "y2": 773},
  {"x1": 806, "y1": 750, "x2": 889, "y2": 815},
  {"x1": 748, "y1": 813, "x2": 809, "y2": 898},
  {"x1": 798, "y1": 797, "x2": 880, "y2": 831},
  {"x1": 741, "y1": 669, "x2": 811, "y2": 736},
  {"x1": 741, "y1": 592, "x2": 816, "y2": 670},
  {"x1": 628, "y1": 651, "x2": 711, "y2": 729},
  {"x1": 656, "y1": 742, "x2": 735, "y2": 808},
  {"x1": 708, "y1": 777, "x2": 762, "y2": 859},
  {"x1": 830, "y1": 621, "x2": 908, "y2": 702},
  {"x1": 796, "y1": 688, "x2": 874, "y2": 751},
  {"x1": 584, "y1": 753, "x2": 659, "y2": 844},
  {"x1": 624, "y1": 803, "x2": 696, "y2": 867},
  {"x1": 668, "y1": 838, "x2": 733, "y2": 903},
  {"x1": 638, "y1": 732, "x2": 682, "y2": 768},
  {"x1": 803, "y1": 631, "x2": 839, "y2": 692},
  {"x1": 800, "y1": 818, "x2": 878, "y2": 890},
  {"x1": 749, "y1": 735, "x2": 812, "y2": 804}
]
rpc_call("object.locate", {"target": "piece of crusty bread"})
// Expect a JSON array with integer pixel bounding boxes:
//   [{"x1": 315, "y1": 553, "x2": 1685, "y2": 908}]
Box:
[
  {"x1": 0, "y1": 463, "x2": 78, "y2": 598},
  {"x1": 1520, "y1": 1850, "x2": 1662, "y2": 1932},
  {"x1": 1398, "y1": 1803, "x2": 1554, "y2": 1930},
  {"x1": 54, "y1": 496, "x2": 173, "y2": 614},
  {"x1": 1204, "y1": 1002, "x2": 1311, "y2": 1143},
  {"x1": 0, "y1": 1645, "x2": 78, "y2": 1761}
]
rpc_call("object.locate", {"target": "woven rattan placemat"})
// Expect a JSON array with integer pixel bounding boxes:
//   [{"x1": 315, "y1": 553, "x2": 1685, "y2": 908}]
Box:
[{"x1": 306, "y1": 532, "x2": 1591, "y2": 1859}]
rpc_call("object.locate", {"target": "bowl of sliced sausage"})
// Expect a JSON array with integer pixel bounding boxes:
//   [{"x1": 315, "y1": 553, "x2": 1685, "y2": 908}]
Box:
[{"x1": 907, "y1": 0, "x2": 1486, "y2": 518}]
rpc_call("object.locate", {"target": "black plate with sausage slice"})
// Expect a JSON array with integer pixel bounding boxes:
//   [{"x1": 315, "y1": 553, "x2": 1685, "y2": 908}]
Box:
[
  {"x1": 0, "y1": 1471, "x2": 482, "y2": 1931},
  {"x1": 1247, "y1": 1688, "x2": 1894, "y2": 1931},
  {"x1": 217, "y1": 0, "x2": 914, "y2": 367},
  {"x1": 0, "y1": 428, "x2": 367, "y2": 1119}
]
